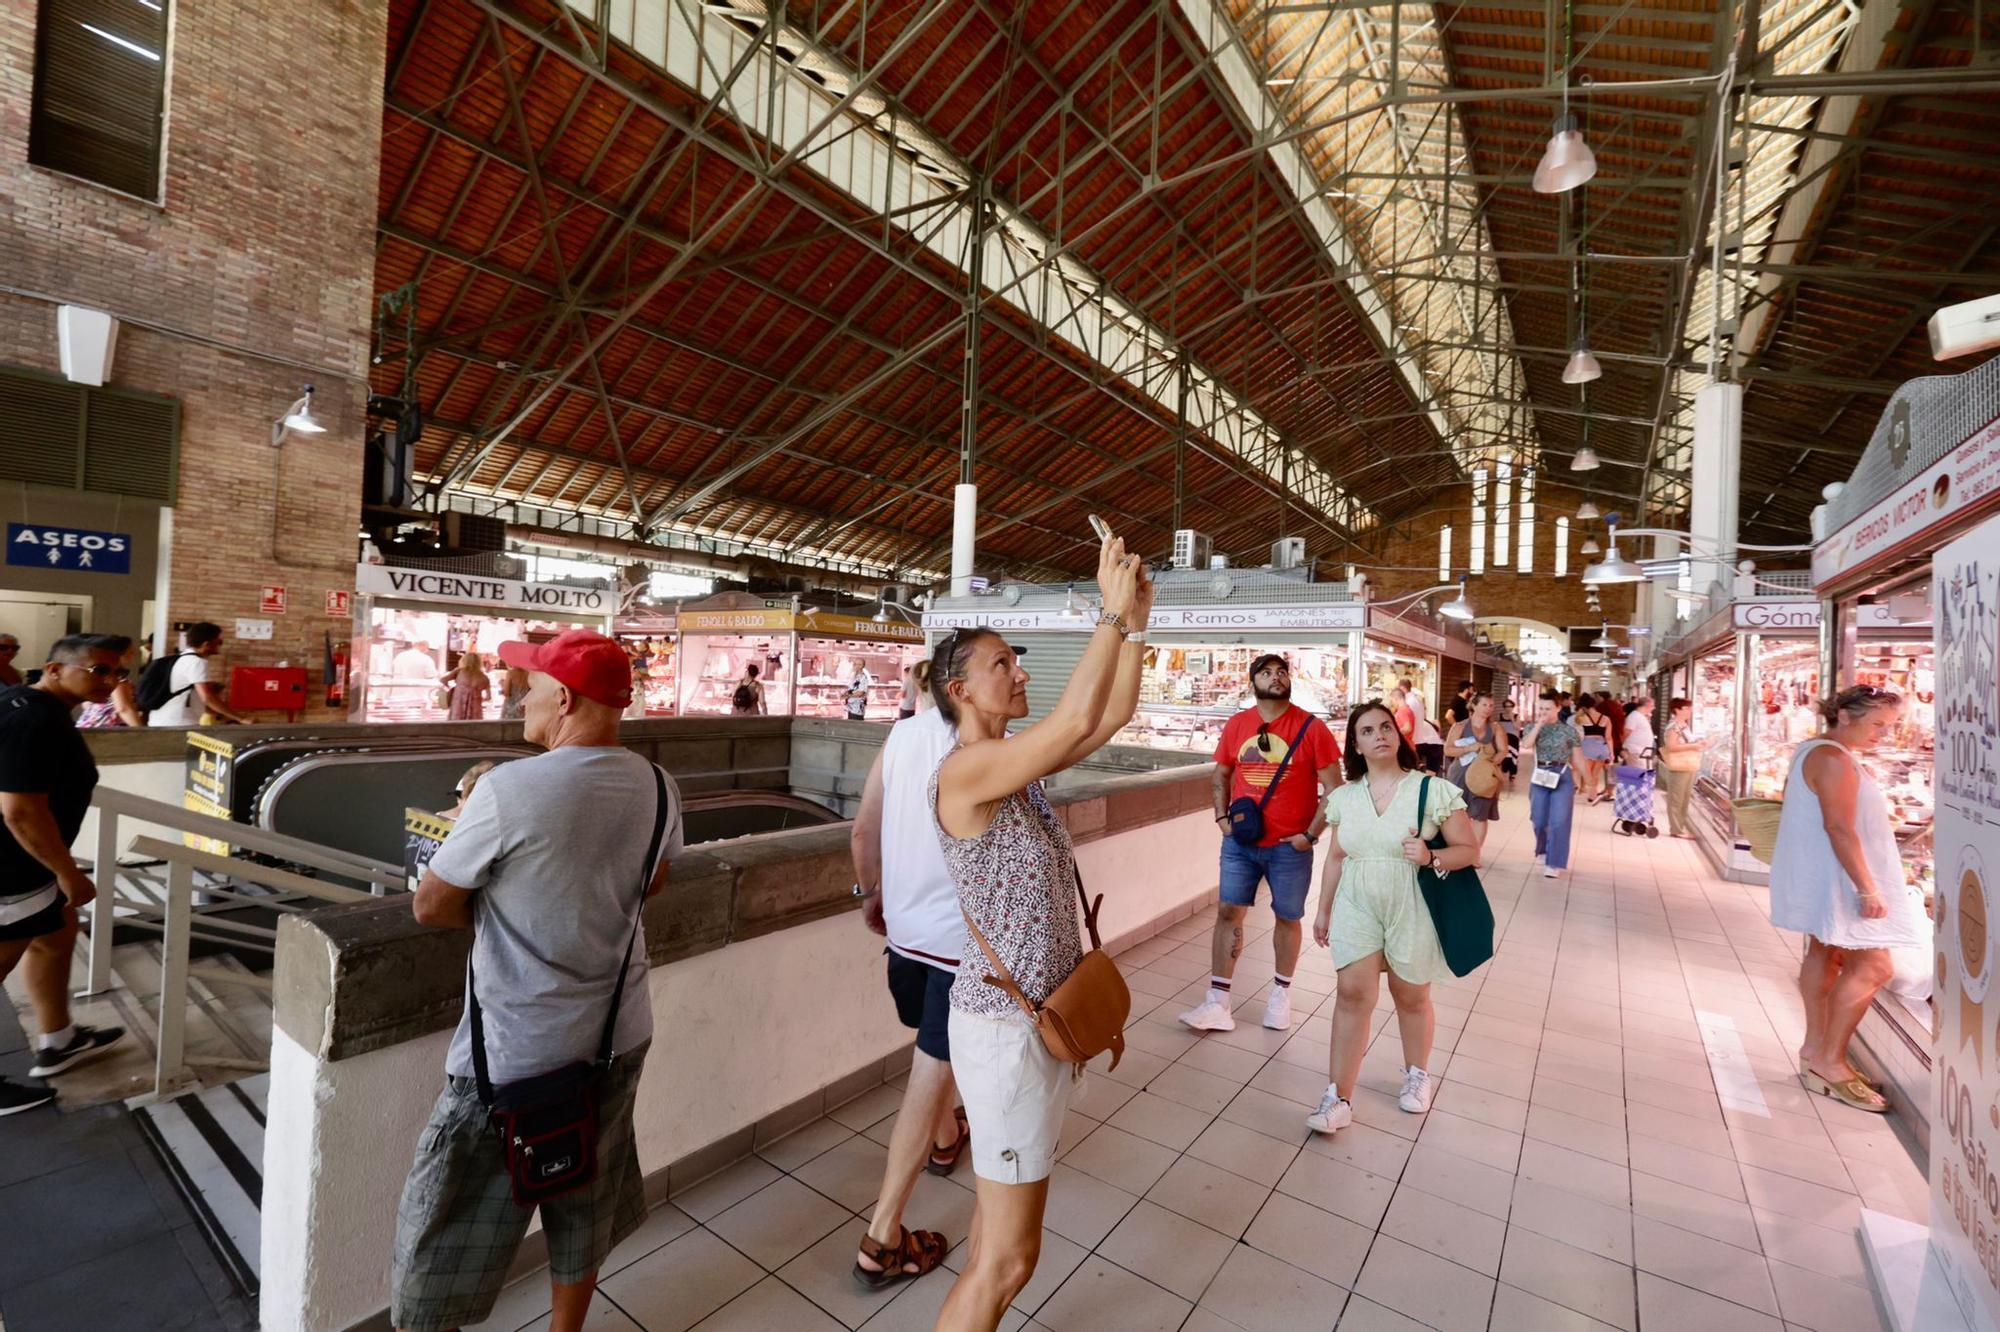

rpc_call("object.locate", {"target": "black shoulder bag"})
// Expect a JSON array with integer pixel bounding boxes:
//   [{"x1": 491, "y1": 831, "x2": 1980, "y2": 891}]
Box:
[
  {"x1": 467, "y1": 764, "x2": 670, "y2": 1207},
  {"x1": 1227, "y1": 716, "x2": 1313, "y2": 846},
  {"x1": 1414, "y1": 776, "x2": 1495, "y2": 977}
]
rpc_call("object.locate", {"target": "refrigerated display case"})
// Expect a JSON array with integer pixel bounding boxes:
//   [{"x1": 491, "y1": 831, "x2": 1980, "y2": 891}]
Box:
[
  {"x1": 795, "y1": 636, "x2": 926, "y2": 721},
  {"x1": 616, "y1": 620, "x2": 678, "y2": 717},
  {"x1": 1113, "y1": 641, "x2": 1355, "y2": 751},
  {"x1": 680, "y1": 632, "x2": 794, "y2": 716}
]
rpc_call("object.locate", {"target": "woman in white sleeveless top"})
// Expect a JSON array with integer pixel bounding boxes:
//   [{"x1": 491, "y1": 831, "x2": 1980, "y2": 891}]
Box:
[{"x1": 1769, "y1": 686, "x2": 1925, "y2": 1112}]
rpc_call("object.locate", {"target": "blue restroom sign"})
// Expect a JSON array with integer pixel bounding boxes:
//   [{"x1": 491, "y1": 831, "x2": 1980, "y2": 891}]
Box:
[{"x1": 7, "y1": 523, "x2": 133, "y2": 574}]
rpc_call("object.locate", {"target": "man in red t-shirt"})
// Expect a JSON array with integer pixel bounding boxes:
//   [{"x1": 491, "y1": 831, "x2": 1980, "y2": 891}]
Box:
[{"x1": 1182, "y1": 654, "x2": 1342, "y2": 1034}]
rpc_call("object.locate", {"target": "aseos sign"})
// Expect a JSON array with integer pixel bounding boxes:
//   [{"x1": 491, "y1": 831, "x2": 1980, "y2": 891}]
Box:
[{"x1": 353, "y1": 563, "x2": 610, "y2": 615}]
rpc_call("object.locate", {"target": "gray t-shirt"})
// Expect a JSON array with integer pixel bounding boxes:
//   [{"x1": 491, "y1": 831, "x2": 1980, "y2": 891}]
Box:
[{"x1": 428, "y1": 746, "x2": 684, "y2": 1084}]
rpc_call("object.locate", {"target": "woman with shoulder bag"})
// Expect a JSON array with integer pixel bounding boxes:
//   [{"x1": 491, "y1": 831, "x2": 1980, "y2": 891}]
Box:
[
  {"x1": 930, "y1": 534, "x2": 1152, "y2": 1331},
  {"x1": 1308, "y1": 701, "x2": 1481, "y2": 1133},
  {"x1": 1659, "y1": 698, "x2": 1703, "y2": 839},
  {"x1": 1522, "y1": 692, "x2": 1583, "y2": 880},
  {"x1": 1443, "y1": 692, "x2": 1501, "y2": 852}
]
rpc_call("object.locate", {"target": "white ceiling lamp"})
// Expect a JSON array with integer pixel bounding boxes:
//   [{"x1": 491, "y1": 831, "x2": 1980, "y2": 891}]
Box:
[
  {"x1": 1581, "y1": 524, "x2": 1648, "y2": 585},
  {"x1": 1575, "y1": 498, "x2": 1601, "y2": 521},
  {"x1": 1571, "y1": 445, "x2": 1601, "y2": 471},
  {"x1": 1580, "y1": 535, "x2": 1601, "y2": 555},
  {"x1": 1591, "y1": 621, "x2": 1617, "y2": 649},
  {"x1": 1058, "y1": 583, "x2": 1086, "y2": 621},
  {"x1": 273, "y1": 384, "x2": 327, "y2": 446},
  {"x1": 871, "y1": 606, "x2": 890, "y2": 624},
  {"x1": 1533, "y1": 113, "x2": 1598, "y2": 194},
  {"x1": 1562, "y1": 341, "x2": 1602, "y2": 384},
  {"x1": 1440, "y1": 576, "x2": 1476, "y2": 622}
]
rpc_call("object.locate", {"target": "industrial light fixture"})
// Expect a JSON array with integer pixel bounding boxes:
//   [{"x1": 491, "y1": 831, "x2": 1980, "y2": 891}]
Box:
[
  {"x1": 1571, "y1": 445, "x2": 1601, "y2": 471},
  {"x1": 1439, "y1": 576, "x2": 1476, "y2": 622},
  {"x1": 1591, "y1": 621, "x2": 1617, "y2": 649},
  {"x1": 273, "y1": 384, "x2": 327, "y2": 445},
  {"x1": 1533, "y1": 114, "x2": 1598, "y2": 194},
  {"x1": 1562, "y1": 341, "x2": 1602, "y2": 385},
  {"x1": 1580, "y1": 535, "x2": 1601, "y2": 555},
  {"x1": 1058, "y1": 583, "x2": 1085, "y2": 621},
  {"x1": 871, "y1": 606, "x2": 890, "y2": 624},
  {"x1": 1575, "y1": 498, "x2": 1601, "y2": 521},
  {"x1": 1581, "y1": 525, "x2": 1648, "y2": 585}
]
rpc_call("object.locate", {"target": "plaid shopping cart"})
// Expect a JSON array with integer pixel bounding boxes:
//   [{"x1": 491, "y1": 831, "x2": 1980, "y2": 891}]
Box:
[{"x1": 1611, "y1": 757, "x2": 1659, "y2": 838}]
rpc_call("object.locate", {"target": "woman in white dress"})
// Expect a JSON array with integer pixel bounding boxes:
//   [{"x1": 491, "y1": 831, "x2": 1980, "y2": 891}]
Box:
[{"x1": 1768, "y1": 686, "x2": 1925, "y2": 1112}]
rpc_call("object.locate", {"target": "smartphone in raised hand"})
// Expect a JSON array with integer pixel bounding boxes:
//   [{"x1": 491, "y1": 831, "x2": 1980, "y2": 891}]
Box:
[{"x1": 1088, "y1": 513, "x2": 1114, "y2": 543}]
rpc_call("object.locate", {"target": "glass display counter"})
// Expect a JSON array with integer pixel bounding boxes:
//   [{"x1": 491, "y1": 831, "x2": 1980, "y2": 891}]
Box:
[
  {"x1": 1112, "y1": 641, "x2": 1355, "y2": 752},
  {"x1": 617, "y1": 630, "x2": 678, "y2": 716},
  {"x1": 795, "y1": 636, "x2": 924, "y2": 721},
  {"x1": 681, "y1": 633, "x2": 793, "y2": 716},
  {"x1": 1743, "y1": 636, "x2": 1821, "y2": 799},
  {"x1": 1362, "y1": 636, "x2": 1438, "y2": 716},
  {"x1": 360, "y1": 606, "x2": 575, "y2": 723},
  {"x1": 1690, "y1": 646, "x2": 1737, "y2": 802},
  {"x1": 1850, "y1": 631, "x2": 1936, "y2": 899}
]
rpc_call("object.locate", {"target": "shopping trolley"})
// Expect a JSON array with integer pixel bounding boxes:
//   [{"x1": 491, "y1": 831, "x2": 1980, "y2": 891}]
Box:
[{"x1": 1612, "y1": 751, "x2": 1660, "y2": 838}]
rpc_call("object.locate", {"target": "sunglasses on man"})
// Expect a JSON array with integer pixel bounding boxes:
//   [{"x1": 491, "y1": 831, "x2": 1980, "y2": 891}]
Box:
[{"x1": 73, "y1": 664, "x2": 132, "y2": 680}]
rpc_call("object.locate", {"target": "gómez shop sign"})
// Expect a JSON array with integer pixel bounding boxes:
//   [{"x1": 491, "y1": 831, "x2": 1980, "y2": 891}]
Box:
[{"x1": 353, "y1": 563, "x2": 610, "y2": 614}]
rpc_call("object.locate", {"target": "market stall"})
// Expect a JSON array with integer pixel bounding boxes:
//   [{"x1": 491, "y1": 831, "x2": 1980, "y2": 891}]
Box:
[
  {"x1": 347, "y1": 562, "x2": 614, "y2": 723},
  {"x1": 614, "y1": 614, "x2": 678, "y2": 717},
  {"x1": 922, "y1": 570, "x2": 1371, "y2": 752},
  {"x1": 1657, "y1": 595, "x2": 1825, "y2": 881},
  {"x1": 1809, "y1": 351, "x2": 2000, "y2": 1146},
  {"x1": 1363, "y1": 608, "x2": 1448, "y2": 721},
  {"x1": 676, "y1": 595, "x2": 924, "y2": 719}
]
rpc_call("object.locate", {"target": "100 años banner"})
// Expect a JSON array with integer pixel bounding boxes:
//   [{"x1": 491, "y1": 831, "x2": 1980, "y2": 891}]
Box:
[{"x1": 1934, "y1": 509, "x2": 2000, "y2": 1328}]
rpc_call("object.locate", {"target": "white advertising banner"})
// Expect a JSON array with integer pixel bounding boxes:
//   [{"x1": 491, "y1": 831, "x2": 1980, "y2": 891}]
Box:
[
  {"x1": 353, "y1": 562, "x2": 612, "y2": 615},
  {"x1": 1816, "y1": 416, "x2": 2000, "y2": 589},
  {"x1": 1932, "y1": 510, "x2": 2000, "y2": 1330},
  {"x1": 1729, "y1": 601, "x2": 1909, "y2": 632},
  {"x1": 920, "y1": 604, "x2": 1366, "y2": 633}
]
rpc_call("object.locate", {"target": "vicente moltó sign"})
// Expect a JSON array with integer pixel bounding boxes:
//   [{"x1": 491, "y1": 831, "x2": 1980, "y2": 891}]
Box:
[{"x1": 353, "y1": 563, "x2": 610, "y2": 614}]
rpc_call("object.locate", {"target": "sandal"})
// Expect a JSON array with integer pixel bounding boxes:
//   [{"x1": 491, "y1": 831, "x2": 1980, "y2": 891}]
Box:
[
  {"x1": 853, "y1": 1224, "x2": 948, "y2": 1290},
  {"x1": 1802, "y1": 1069, "x2": 1889, "y2": 1114},
  {"x1": 926, "y1": 1107, "x2": 970, "y2": 1176},
  {"x1": 1800, "y1": 1058, "x2": 1879, "y2": 1092}
]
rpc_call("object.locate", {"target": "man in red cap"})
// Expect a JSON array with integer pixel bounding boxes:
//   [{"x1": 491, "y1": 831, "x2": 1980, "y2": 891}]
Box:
[{"x1": 391, "y1": 629, "x2": 684, "y2": 1332}]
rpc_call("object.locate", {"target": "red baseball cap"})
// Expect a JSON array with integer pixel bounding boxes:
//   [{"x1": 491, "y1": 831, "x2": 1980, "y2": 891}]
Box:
[{"x1": 497, "y1": 629, "x2": 633, "y2": 709}]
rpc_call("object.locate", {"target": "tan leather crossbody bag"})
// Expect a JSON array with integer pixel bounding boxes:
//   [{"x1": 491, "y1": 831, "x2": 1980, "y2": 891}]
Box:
[{"x1": 962, "y1": 870, "x2": 1130, "y2": 1070}]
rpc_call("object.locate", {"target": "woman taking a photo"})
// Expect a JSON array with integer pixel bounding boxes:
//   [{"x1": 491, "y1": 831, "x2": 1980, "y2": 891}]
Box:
[
  {"x1": 1769, "y1": 686, "x2": 1926, "y2": 1113},
  {"x1": 1522, "y1": 692, "x2": 1583, "y2": 880},
  {"x1": 1658, "y1": 699, "x2": 1703, "y2": 839},
  {"x1": 1443, "y1": 692, "x2": 1501, "y2": 852},
  {"x1": 1308, "y1": 701, "x2": 1480, "y2": 1133},
  {"x1": 1573, "y1": 692, "x2": 1613, "y2": 803},
  {"x1": 931, "y1": 535, "x2": 1152, "y2": 1331}
]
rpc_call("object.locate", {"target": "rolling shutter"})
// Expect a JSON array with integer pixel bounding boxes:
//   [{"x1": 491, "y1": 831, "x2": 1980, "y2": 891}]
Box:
[{"x1": 29, "y1": 0, "x2": 171, "y2": 200}]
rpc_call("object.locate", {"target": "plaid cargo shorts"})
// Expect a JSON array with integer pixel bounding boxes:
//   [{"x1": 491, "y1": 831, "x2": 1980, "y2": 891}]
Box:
[{"x1": 390, "y1": 1043, "x2": 650, "y2": 1332}]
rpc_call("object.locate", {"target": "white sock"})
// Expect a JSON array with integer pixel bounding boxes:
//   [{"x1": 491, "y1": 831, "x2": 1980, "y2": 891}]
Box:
[
  {"x1": 39, "y1": 1024, "x2": 76, "y2": 1051},
  {"x1": 1323, "y1": 1082, "x2": 1345, "y2": 1104}
]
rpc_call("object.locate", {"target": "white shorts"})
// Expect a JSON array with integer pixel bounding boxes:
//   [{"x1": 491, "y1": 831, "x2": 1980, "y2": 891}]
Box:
[{"x1": 947, "y1": 1008, "x2": 1080, "y2": 1184}]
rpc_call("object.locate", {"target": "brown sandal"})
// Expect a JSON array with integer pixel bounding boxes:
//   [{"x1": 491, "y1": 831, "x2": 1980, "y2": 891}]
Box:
[
  {"x1": 853, "y1": 1224, "x2": 948, "y2": 1290},
  {"x1": 926, "y1": 1107, "x2": 970, "y2": 1176}
]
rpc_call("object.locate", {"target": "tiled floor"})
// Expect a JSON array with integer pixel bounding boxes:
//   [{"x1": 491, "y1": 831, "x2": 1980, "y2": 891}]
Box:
[{"x1": 474, "y1": 793, "x2": 1924, "y2": 1332}]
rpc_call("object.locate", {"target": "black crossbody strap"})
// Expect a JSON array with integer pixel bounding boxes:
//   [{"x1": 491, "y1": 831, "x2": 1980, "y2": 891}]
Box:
[
  {"x1": 468, "y1": 763, "x2": 671, "y2": 1106},
  {"x1": 1254, "y1": 716, "x2": 1314, "y2": 815}
]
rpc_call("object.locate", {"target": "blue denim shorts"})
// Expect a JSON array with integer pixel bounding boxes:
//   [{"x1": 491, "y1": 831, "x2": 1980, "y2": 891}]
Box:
[{"x1": 1217, "y1": 838, "x2": 1314, "y2": 921}]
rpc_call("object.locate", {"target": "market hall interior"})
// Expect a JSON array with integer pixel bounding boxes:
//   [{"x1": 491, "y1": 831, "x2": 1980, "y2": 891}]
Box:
[{"x1": 0, "y1": 0, "x2": 1995, "y2": 1327}]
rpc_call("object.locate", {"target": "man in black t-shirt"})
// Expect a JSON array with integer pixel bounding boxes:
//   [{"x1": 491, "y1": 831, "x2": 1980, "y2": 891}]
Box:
[
  {"x1": 0, "y1": 634, "x2": 131, "y2": 1116},
  {"x1": 1447, "y1": 680, "x2": 1476, "y2": 724}
]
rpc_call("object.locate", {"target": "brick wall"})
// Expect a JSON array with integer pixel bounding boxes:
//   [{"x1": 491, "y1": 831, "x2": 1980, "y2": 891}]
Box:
[
  {"x1": 0, "y1": 1, "x2": 387, "y2": 718},
  {"x1": 1355, "y1": 479, "x2": 1639, "y2": 634}
]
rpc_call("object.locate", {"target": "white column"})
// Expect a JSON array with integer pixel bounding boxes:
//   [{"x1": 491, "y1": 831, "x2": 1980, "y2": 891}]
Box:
[
  {"x1": 1690, "y1": 382, "x2": 1743, "y2": 602},
  {"x1": 950, "y1": 483, "x2": 977, "y2": 598}
]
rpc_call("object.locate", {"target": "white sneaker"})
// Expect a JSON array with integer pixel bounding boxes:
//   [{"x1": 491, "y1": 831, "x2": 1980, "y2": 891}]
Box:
[
  {"x1": 1178, "y1": 993, "x2": 1236, "y2": 1032},
  {"x1": 1542, "y1": 867, "x2": 1560, "y2": 880},
  {"x1": 1262, "y1": 986, "x2": 1293, "y2": 1031},
  {"x1": 1399, "y1": 1067, "x2": 1434, "y2": 1113},
  {"x1": 1533, "y1": 851, "x2": 1545, "y2": 865},
  {"x1": 1306, "y1": 1087, "x2": 1352, "y2": 1134}
]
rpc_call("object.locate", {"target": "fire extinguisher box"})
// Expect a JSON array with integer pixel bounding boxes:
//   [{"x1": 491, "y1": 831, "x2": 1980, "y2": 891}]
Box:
[{"x1": 230, "y1": 666, "x2": 308, "y2": 712}]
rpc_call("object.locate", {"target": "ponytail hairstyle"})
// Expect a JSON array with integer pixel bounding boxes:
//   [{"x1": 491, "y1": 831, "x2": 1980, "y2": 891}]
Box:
[
  {"x1": 1819, "y1": 684, "x2": 1899, "y2": 728},
  {"x1": 928, "y1": 627, "x2": 1001, "y2": 723},
  {"x1": 911, "y1": 658, "x2": 933, "y2": 694}
]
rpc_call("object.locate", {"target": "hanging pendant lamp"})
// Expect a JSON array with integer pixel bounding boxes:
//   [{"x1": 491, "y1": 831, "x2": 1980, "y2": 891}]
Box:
[
  {"x1": 1534, "y1": 115, "x2": 1598, "y2": 194},
  {"x1": 1562, "y1": 342, "x2": 1603, "y2": 384},
  {"x1": 1571, "y1": 446, "x2": 1601, "y2": 471},
  {"x1": 1575, "y1": 498, "x2": 1601, "y2": 521}
]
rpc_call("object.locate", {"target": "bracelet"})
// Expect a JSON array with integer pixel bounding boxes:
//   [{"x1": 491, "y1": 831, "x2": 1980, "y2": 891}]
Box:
[{"x1": 1099, "y1": 611, "x2": 1129, "y2": 636}]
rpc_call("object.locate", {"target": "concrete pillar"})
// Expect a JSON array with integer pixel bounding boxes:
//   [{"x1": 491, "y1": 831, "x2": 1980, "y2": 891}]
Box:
[
  {"x1": 1690, "y1": 382, "x2": 1743, "y2": 602},
  {"x1": 951, "y1": 482, "x2": 977, "y2": 597}
]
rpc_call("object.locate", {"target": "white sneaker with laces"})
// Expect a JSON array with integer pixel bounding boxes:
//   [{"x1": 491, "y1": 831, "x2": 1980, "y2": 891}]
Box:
[
  {"x1": 1542, "y1": 867, "x2": 1561, "y2": 880},
  {"x1": 1306, "y1": 1086, "x2": 1352, "y2": 1134},
  {"x1": 1399, "y1": 1066, "x2": 1433, "y2": 1113},
  {"x1": 1262, "y1": 986, "x2": 1292, "y2": 1031},
  {"x1": 1178, "y1": 993, "x2": 1236, "y2": 1032}
]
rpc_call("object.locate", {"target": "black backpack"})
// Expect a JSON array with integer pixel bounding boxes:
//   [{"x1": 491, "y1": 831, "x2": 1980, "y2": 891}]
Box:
[
  {"x1": 731, "y1": 682, "x2": 756, "y2": 711},
  {"x1": 135, "y1": 652, "x2": 193, "y2": 712}
]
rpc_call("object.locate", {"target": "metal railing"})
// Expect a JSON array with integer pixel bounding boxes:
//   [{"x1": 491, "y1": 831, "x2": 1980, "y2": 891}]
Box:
[{"x1": 84, "y1": 788, "x2": 405, "y2": 1100}]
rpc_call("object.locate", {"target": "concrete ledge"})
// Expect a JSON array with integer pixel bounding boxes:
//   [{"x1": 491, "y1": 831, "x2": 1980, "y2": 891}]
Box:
[{"x1": 274, "y1": 762, "x2": 1214, "y2": 1063}]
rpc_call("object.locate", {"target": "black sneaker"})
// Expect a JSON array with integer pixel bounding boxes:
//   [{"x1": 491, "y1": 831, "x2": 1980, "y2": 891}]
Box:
[
  {"x1": 0, "y1": 1077, "x2": 55, "y2": 1117},
  {"x1": 27, "y1": 1025, "x2": 126, "y2": 1077}
]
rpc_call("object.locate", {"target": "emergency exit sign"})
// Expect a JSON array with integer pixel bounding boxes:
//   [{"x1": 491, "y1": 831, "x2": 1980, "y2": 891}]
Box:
[{"x1": 7, "y1": 523, "x2": 132, "y2": 574}]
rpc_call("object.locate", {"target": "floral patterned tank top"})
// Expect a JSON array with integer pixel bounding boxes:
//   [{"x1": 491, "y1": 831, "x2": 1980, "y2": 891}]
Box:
[{"x1": 929, "y1": 759, "x2": 1081, "y2": 1019}]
